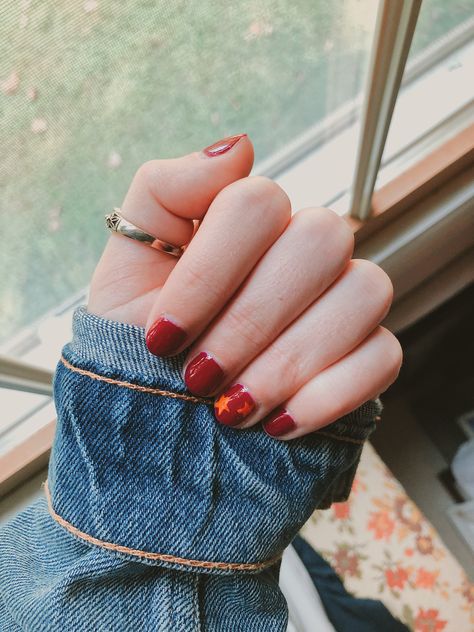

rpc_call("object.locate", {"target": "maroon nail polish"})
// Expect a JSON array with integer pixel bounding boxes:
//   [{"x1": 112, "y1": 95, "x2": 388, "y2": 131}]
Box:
[
  {"x1": 263, "y1": 407, "x2": 297, "y2": 438},
  {"x1": 184, "y1": 352, "x2": 225, "y2": 397},
  {"x1": 203, "y1": 133, "x2": 246, "y2": 157},
  {"x1": 146, "y1": 317, "x2": 186, "y2": 357},
  {"x1": 214, "y1": 384, "x2": 256, "y2": 426}
]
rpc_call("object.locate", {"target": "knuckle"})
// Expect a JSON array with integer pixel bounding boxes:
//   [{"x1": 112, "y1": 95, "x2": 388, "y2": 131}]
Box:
[
  {"x1": 232, "y1": 176, "x2": 291, "y2": 221},
  {"x1": 247, "y1": 175, "x2": 288, "y2": 202},
  {"x1": 293, "y1": 207, "x2": 354, "y2": 260},
  {"x1": 264, "y1": 338, "x2": 305, "y2": 389},
  {"x1": 181, "y1": 261, "x2": 222, "y2": 302},
  {"x1": 225, "y1": 300, "x2": 272, "y2": 350},
  {"x1": 351, "y1": 259, "x2": 394, "y2": 310}
]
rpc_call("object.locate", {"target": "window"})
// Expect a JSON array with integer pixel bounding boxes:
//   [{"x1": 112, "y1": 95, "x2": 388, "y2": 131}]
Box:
[
  {"x1": 1, "y1": 1, "x2": 379, "y2": 349},
  {"x1": 1, "y1": 1, "x2": 473, "y2": 474},
  {"x1": 379, "y1": 0, "x2": 474, "y2": 186},
  {"x1": 1, "y1": 0, "x2": 380, "y2": 454}
]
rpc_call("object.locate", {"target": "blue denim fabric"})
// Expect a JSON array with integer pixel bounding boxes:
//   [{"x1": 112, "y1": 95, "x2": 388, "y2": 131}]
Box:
[{"x1": 0, "y1": 307, "x2": 382, "y2": 631}]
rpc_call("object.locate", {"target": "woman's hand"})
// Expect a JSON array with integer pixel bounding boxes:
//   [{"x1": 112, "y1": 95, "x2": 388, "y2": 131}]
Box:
[{"x1": 89, "y1": 134, "x2": 402, "y2": 439}]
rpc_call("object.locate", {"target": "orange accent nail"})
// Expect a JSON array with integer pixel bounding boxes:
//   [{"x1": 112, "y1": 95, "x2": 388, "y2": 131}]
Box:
[{"x1": 214, "y1": 384, "x2": 255, "y2": 426}]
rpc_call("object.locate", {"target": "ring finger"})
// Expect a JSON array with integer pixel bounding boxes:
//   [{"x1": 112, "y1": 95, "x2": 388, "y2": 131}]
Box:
[{"x1": 212, "y1": 259, "x2": 393, "y2": 428}]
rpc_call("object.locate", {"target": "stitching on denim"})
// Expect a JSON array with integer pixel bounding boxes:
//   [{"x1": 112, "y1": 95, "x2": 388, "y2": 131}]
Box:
[
  {"x1": 60, "y1": 356, "x2": 212, "y2": 405},
  {"x1": 44, "y1": 481, "x2": 281, "y2": 572},
  {"x1": 60, "y1": 356, "x2": 373, "y2": 446}
]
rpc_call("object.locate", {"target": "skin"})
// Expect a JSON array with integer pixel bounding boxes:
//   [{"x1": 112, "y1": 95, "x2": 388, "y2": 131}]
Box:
[{"x1": 89, "y1": 134, "x2": 402, "y2": 439}]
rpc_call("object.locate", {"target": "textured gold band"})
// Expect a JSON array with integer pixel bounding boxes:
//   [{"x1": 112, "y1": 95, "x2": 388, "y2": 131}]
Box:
[{"x1": 105, "y1": 208, "x2": 185, "y2": 258}]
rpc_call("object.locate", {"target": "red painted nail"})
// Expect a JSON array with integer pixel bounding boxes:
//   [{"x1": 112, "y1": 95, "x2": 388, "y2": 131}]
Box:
[
  {"x1": 184, "y1": 352, "x2": 225, "y2": 397},
  {"x1": 263, "y1": 407, "x2": 297, "y2": 438},
  {"x1": 214, "y1": 384, "x2": 256, "y2": 426},
  {"x1": 146, "y1": 317, "x2": 186, "y2": 356},
  {"x1": 203, "y1": 133, "x2": 246, "y2": 157}
]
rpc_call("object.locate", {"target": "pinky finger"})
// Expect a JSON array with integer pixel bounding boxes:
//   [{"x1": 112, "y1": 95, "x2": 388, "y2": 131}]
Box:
[{"x1": 262, "y1": 326, "x2": 402, "y2": 440}]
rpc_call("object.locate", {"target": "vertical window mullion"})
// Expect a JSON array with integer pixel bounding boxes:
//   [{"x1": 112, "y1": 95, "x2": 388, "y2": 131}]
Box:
[{"x1": 349, "y1": 0, "x2": 422, "y2": 221}]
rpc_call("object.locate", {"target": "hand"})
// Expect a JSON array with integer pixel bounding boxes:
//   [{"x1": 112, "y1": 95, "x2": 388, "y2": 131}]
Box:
[{"x1": 89, "y1": 134, "x2": 402, "y2": 439}]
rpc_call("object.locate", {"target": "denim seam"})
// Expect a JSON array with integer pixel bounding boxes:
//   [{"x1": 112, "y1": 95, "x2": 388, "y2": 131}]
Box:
[
  {"x1": 60, "y1": 356, "x2": 212, "y2": 405},
  {"x1": 59, "y1": 355, "x2": 374, "y2": 446},
  {"x1": 44, "y1": 481, "x2": 282, "y2": 572}
]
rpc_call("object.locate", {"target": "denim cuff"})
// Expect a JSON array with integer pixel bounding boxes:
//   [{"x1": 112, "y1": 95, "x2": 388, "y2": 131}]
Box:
[
  {"x1": 48, "y1": 307, "x2": 382, "y2": 576},
  {"x1": 69, "y1": 307, "x2": 188, "y2": 383}
]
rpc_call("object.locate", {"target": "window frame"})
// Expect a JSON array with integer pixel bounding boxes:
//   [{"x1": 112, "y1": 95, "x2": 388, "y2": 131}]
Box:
[{"x1": 2, "y1": 1, "x2": 474, "y2": 497}]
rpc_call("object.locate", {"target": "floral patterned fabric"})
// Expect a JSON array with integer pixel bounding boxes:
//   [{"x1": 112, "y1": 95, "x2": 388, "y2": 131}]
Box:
[{"x1": 300, "y1": 442, "x2": 474, "y2": 632}]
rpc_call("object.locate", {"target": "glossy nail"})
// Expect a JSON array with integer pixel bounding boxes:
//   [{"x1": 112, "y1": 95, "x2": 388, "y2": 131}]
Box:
[
  {"x1": 185, "y1": 352, "x2": 225, "y2": 397},
  {"x1": 203, "y1": 133, "x2": 246, "y2": 157},
  {"x1": 263, "y1": 407, "x2": 297, "y2": 438},
  {"x1": 146, "y1": 317, "x2": 186, "y2": 357},
  {"x1": 214, "y1": 384, "x2": 256, "y2": 426}
]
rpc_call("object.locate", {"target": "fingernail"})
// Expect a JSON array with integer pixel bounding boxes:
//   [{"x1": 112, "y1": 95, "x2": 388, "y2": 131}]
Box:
[
  {"x1": 214, "y1": 384, "x2": 256, "y2": 426},
  {"x1": 263, "y1": 407, "x2": 297, "y2": 438},
  {"x1": 146, "y1": 317, "x2": 186, "y2": 356},
  {"x1": 184, "y1": 352, "x2": 225, "y2": 397},
  {"x1": 203, "y1": 133, "x2": 246, "y2": 157}
]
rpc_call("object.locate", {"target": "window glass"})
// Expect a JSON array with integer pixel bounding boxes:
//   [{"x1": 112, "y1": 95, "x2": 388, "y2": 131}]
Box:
[
  {"x1": 1, "y1": 1, "x2": 378, "y2": 346},
  {"x1": 2, "y1": 1, "x2": 472, "y2": 444},
  {"x1": 410, "y1": 0, "x2": 474, "y2": 55},
  {"x1": 381, "y1": 0, "x2": 474, "y2": 175}
]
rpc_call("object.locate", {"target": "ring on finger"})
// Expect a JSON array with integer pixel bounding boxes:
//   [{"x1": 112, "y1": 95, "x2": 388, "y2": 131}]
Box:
[{"x1": 105, "y1": 208, "x2": 186, "y2": 258}]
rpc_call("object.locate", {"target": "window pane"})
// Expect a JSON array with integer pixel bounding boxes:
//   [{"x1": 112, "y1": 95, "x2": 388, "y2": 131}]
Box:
[
  {"x1": 1, "y1": 0, "x2": 378, "y2": 347},
  {"x1": 380, "y1": 0, "x2": 474, "y2": 180},
  {"x1": 410, "y1": 0, "x2": 474, "y2": 56}
]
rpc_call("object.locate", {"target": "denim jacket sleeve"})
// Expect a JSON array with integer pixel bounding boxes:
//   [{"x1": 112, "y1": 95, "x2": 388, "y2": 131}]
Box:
[{"x1": 0, "y1": 307, "x2": 382, "y2": 632}]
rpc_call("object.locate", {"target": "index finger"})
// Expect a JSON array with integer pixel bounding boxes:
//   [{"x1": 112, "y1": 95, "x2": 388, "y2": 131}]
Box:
[{"x1": 145, "y1": 176, "x2": 291, "y2": 356}]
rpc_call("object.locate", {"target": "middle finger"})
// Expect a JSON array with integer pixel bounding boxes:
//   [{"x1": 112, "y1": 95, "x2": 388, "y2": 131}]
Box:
[{"x1": 183, "y1": 207, "x2": 354, "y2": 396}]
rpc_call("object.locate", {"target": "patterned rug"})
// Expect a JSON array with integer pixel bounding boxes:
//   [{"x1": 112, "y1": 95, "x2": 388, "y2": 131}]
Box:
[{"x1": 300, "y1": 442, "x2": 474, "y2": 632}]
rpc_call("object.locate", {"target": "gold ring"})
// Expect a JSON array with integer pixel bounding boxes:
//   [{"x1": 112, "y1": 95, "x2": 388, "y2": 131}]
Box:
[{"x1": 105, "y1": 208, "x2": 185, "y2": 258}]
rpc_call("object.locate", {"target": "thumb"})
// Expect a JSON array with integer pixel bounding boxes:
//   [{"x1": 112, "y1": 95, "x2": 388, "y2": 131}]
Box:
[{"x1": 89, "y1": 134, "x2": 253, "y2": 324}]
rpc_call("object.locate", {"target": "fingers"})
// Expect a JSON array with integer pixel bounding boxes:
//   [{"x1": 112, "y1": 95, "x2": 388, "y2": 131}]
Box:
[
  {"x1": 145, "y1": 176, "x2": 292, "y2": 356},
  {"x1": 263, "y1": 327, "x2": 403, "y2": 439},
  {"x1": 88, "y1": 134, "x2": 254, "y2": 324},
  {"x1": 183, "y1": 207, "x2": 354, "y2": 396},
  {"x1": 212, "y1": 259, "x2": 394, "y2": 427}
]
